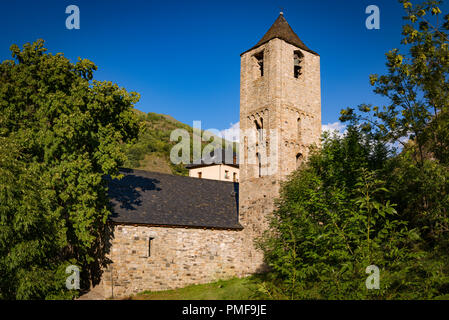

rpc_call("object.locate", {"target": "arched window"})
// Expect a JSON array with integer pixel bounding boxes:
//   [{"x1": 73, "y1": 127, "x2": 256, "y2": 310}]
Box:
[
  {"x1": 296, "y1": 153, "x2": 303, "y2": 168},
  {"x1": 254, "y1": 51, "x2": 264, "y2": 77},
  {"x1": 255, "y1": 118, "x2": 263, "y2": 143},
  {"x1": 294, "y1": 50, "x2": 304, "y2": 78}
]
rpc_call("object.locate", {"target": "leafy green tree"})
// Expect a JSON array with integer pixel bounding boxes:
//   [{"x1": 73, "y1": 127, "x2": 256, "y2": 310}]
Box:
[
  {"x1": 341, "y1": 0, "x2": 449, "y2": 165},
  {"x1": 340, "y1": 0, "x2": 449, "y2": 247},
  {"x1": 0, "y1": 40, "x2": 139, "y2": 299},
  {"x1": 259, "y1": 127, "x2": 449, "y2": 299},
  {"x1": 386, "y1": 147, "x2": 449, "y2": 248},
  {"x1": 260, "y1": 129, "x2": 424, "y2": 299}
]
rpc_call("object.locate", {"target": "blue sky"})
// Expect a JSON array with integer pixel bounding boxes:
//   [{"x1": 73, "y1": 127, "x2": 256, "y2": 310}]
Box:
[{"x1": 1, "y1": 0, "x2": 448, "y2": 135}]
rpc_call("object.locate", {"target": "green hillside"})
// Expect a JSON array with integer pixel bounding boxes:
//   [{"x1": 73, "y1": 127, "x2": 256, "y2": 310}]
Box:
[{"x1": 122, "y1": 110, "x2": 236, "y2": 176}]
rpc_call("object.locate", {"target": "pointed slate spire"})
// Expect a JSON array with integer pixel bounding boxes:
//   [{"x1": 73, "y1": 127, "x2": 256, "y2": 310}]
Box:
[{"x1": 241, "y1": 13, "x2": 318, "y2": 56}]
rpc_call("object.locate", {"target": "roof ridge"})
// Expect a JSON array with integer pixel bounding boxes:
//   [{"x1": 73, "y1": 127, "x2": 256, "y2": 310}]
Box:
[{"x1": 241, "y1": 14, "x2": 318, "y2": 56}]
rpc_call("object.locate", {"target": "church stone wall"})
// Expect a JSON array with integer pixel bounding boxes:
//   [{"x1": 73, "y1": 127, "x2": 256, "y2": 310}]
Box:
[{"x1": 98, "y1": 224, "x2": 249, "y2": 298}]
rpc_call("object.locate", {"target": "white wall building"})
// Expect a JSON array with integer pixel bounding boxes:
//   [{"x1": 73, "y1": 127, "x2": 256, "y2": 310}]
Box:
[{"x1": 186, "y1": 148, "x2": 239, "y2": 182}]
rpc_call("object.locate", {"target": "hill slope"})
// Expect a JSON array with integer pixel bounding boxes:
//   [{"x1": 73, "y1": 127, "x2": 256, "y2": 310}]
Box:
[{"x1": 122, "y1": 110, "x2": 236, "y2": 176}]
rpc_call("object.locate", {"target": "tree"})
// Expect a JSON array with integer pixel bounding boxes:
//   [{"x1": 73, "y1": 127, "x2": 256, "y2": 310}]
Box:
[
  {"x1": 259, "y1": 128, "x2": 426, "y2": 299},
  {"x1": 340, "y1": 0, "x2": 449, "y2": 165},
  {"x1": 0, "y1": 39, "x2": 139, "y2": 299},
  {"x1": 258, "y1": 1, "x2": 449, "y2": 299},
  {"x1": 340, "y1": 0, "x2": 449, "y2": 247}
]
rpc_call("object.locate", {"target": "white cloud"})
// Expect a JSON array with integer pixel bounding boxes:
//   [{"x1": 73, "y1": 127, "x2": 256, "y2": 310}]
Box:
[
  {"x1": 322, "y1": 121, "x2": 346, "y2": 136},
  {"x1": 220, "y1": 122, "x2": 240, "y2": 142}
]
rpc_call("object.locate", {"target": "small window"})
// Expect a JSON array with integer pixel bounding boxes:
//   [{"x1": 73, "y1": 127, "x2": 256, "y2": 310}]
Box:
[
  {"x1": 148, "y1": 237, "x2": 154, "y2": 257},
  {"x1": 297, "y1": 117, "x2": 301, "y2": 138},
  {"x1": 225, "y1": 170, "x2": 229, "y2": 179},
  {"x1": 296, "y1": 153, "x2": 303, "y2": 168},
  {"x1": 257, "y1": 153, "x2": 262, "y2": 177},
  {"x1": 255, "y1": 118, "x2": 263, "y2": 143},
  {"x1": 294, "y1": 50, "x2": 304, "y2": 79},
  {"x1": 254, "y1": 51, "x2": 264, "y2": 77},
  {"x1": 198, "y1": 172, "x2": 202, "y2": 179}
]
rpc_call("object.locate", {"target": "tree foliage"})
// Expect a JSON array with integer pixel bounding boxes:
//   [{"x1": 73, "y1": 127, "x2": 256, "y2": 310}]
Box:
[
  {"x1": 260, "y1": 0, "x2": 449, "y2": 299},
  {"x1": 340, "y1": 0, "x2": 449, "y2": 247},
  {"x1": 0, "y1": 40, "x2": 139, "y2": 299},
  {"x1": 260, "y1": 128, "x2": 449, "y2": 299}
]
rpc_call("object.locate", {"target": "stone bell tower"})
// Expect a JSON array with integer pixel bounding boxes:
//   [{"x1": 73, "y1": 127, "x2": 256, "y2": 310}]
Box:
[{"x1": 239, "y1": 13, "x2": 321, "y2": 273}]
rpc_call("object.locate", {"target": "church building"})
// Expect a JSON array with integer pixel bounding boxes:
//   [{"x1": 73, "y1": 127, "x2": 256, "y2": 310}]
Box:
[{"x1": 96, "y1": 12, "x2": 321, "y2": 298}]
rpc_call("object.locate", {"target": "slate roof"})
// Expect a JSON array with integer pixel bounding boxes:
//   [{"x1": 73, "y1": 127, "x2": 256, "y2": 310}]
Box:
[
  {"x1": 106, "y1": 168, "x2": 242, "y2": 230},
  {"x1": 241, "y1": 13, "x2": 318, "y2": 56}
]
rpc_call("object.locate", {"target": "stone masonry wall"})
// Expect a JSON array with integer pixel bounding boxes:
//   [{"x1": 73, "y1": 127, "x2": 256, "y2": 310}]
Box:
[
  {"x1": 239, "y1": 38, "x2": 321, "y2": 273},
  {"x1": 98, "y1": 224, "x2": 249, "y2": 298}
]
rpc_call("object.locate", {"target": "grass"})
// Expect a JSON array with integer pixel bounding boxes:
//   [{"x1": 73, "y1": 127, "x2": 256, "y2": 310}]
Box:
[
  {"x1": 137, "y1": 153, "x2": 172, "y2": 174},
  {"x1": 128, "y1": 276, "x2": 270, "y2": 300}
]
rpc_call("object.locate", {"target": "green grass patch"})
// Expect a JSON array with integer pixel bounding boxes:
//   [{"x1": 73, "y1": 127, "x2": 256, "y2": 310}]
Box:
[{"x1": 129, "y1": 276, "x2": 277, "y2": 300}]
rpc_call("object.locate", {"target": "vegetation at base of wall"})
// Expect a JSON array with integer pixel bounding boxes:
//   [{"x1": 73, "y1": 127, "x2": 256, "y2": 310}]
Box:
[
  {"x1": 0, "y1": 40, "x2": 139, "y2": 299},
  {"x1": 129, "y1": 275, "x2": 288, "y2": 300},
  {"x1": 122, "y1": 110, "x2": 238, "y2": 176},
  {"x1": 258, "y1": 0, "x2": 449, "y2": 300}
]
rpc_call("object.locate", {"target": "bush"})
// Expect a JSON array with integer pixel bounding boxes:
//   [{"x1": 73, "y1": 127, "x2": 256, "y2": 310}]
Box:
[{"x1": 259, "y1": 127, "x2": 449, "y2": 299}]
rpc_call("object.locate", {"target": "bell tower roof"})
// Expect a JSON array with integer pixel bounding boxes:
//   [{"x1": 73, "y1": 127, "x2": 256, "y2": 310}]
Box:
[{"x1": 241, "y1": 13, "x2": 319, "y2": 56}]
